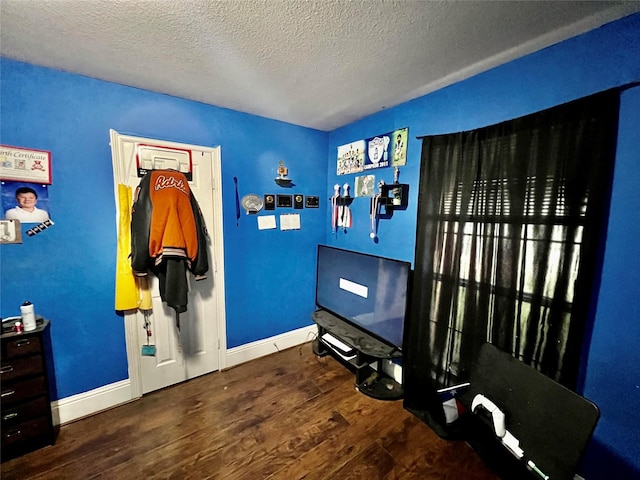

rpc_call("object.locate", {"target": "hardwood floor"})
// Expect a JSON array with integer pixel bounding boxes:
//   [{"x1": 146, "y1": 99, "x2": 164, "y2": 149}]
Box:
[{"x1": 2, "y1": 343, "x2": 498, "y2": 479}]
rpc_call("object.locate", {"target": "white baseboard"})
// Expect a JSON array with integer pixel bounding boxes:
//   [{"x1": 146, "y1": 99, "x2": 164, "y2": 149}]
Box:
[
  {"x1": 51, "y1": 379, "x2": 133, "y2": 426},
  {"x1": 50, "y1": 325, "x2": 318, "y2": 424},
  {"x1": 225, "y1": 324, "x2": 317, "y2": 369}
]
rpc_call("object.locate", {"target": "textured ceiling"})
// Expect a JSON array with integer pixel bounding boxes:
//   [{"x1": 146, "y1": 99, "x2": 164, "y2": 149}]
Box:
[{"x1": 2, "y1": 1, "x2": 639, "y2": 131}]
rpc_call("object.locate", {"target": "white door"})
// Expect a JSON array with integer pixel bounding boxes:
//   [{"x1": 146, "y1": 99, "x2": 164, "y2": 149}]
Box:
[{"x1": 110, "y1": 130, "x2": 227, "y2": 395}]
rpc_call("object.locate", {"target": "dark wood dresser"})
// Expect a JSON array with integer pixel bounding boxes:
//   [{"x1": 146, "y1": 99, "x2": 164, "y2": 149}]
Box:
[{"x1": 1, "y1": 320, "x2": 56, "y2": 461}]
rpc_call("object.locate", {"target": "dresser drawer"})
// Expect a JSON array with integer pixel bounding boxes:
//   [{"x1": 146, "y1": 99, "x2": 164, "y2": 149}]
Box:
[
  {"x1": 1, "y1": 320, "x2": 55, "y2": 461},
  {"x1": 1, "y1": 355, "x2": 44, "y2": 382},
  {"x1": 1, "y1": 416, "x2": 51, "y2": 448},
  {"x1": 1, "y1": 376, "x2": 46, "y2": 406},
  {"x1": 3, "y1": 336, "x2": 42, "y2": 359},
  {"x1": 2, "y1": 396, "x2": 49, "y2": 426}
]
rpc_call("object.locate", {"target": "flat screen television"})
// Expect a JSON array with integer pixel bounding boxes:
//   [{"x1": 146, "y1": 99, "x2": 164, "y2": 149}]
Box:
[{"x1": 315, "y1": 245, "x2": 411, "y2": 351}]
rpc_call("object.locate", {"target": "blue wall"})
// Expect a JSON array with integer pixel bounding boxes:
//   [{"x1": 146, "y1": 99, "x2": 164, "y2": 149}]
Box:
[
  {"x1": 581, "y1": 85, "x2": 640, "y2": 479},
  {"x1": 1, "y1": 11, "x2": 639, "y2": 478},
  {"x1": 0, "y1": 60, "x2": 328, "y2": 399},
  {"x1": 326, "y1": 12, "x2": 640, "y2": 478}
]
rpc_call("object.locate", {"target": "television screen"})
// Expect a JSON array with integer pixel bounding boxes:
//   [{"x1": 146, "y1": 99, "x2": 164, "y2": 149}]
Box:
[{"x1": 315, "y1": 245, "x2": 411, "y2": 350}]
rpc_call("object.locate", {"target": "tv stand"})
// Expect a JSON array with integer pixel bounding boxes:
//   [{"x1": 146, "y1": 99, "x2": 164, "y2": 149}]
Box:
[{"x1": 312, "y1": 309, "x2": 403, "y2": 400}]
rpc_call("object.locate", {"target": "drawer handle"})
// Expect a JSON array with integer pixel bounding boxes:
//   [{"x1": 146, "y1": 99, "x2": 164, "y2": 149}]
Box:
[
  {"x1": 2, "y1": 412, "x2": 18, "y2": 421},
  {"x1": 1, "y1": 390, "x2": 16, "y2": 398},
  {"x1": 5, "y1": 428, "x2": 21, "y2": 438},
  {"x1": 15, "y1": 340, "x2": 32, "y2": 347},
  {"x1": 0, "y1": 365, "x2": 14, "y2": 374}
]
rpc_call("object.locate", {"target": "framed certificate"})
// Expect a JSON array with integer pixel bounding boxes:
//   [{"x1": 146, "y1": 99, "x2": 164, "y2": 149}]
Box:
[{"x1": 0, "y1": 145, "x2": 52, "y2": 184}]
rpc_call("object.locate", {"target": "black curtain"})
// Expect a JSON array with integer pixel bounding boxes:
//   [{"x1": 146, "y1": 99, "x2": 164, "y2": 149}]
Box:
[{"x1": 403, "y1": 90, "x2": 620, "y2": 433}]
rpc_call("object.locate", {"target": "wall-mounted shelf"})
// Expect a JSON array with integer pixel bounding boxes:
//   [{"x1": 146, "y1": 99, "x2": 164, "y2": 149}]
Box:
[
  {"x1": 380, "y1": 183, "x2": 409, "y2": 211},
  {"x1": 275, "y1": 177, "x2": 293, "y2": 187},
  {"x1": 370, "y1": 183, "x2": 410, "y2": 220},
  {"x1": 332, "y1": 195, "x2": 353, "y2": 206}
]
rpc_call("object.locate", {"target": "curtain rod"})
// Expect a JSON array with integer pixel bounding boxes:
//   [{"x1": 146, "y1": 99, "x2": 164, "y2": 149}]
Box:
[
  {"x1": 619, "y1": 79, "x2": 640, "y2": 91},
  {"x1": 415, "y1": 80, "x2": 640, "y2": 140}
]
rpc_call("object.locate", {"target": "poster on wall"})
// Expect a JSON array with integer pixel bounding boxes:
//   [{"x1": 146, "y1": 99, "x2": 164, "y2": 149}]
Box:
[
  {"x1": 337, "y1": 140, "x2": 365, "y2": 175},
  {"x1": 1, "y1": 181, "x2": 51, "y2": 223},
  {"x1": 336, "y1": 127, "x2": 408, "y2": 175},
  {"x1": 0, "y1": 145, "x2": 52, "y2": 184},
  {"x1": 364, "y1": 127, "x2": 409, "y2": 171},
  {"x1": 355, "y1": 174, "x2": 376, "y2": 197},
  {"x1": 390, "y1": 127, "x2": 408, "y2": 167}
]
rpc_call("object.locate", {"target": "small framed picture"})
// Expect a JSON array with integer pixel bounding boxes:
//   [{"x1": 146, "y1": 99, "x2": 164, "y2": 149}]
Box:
[
  {"x1": 276, "y1": 194, "x2": 293, "y2": 208},
  {"x1": 0, "y1": 219, "x2": 23, "y2": 244}
]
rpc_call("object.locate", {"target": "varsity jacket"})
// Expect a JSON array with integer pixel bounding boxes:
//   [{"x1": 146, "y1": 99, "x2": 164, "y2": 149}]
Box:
[{"x1": 130, "y1": 169, "x2": 209, "y2": 313}]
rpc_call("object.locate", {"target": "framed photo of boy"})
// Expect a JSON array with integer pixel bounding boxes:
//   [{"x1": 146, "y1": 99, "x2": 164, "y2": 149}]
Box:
[{"x1": 1, "y1": 181, "x2": 51, "y2": 223}]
